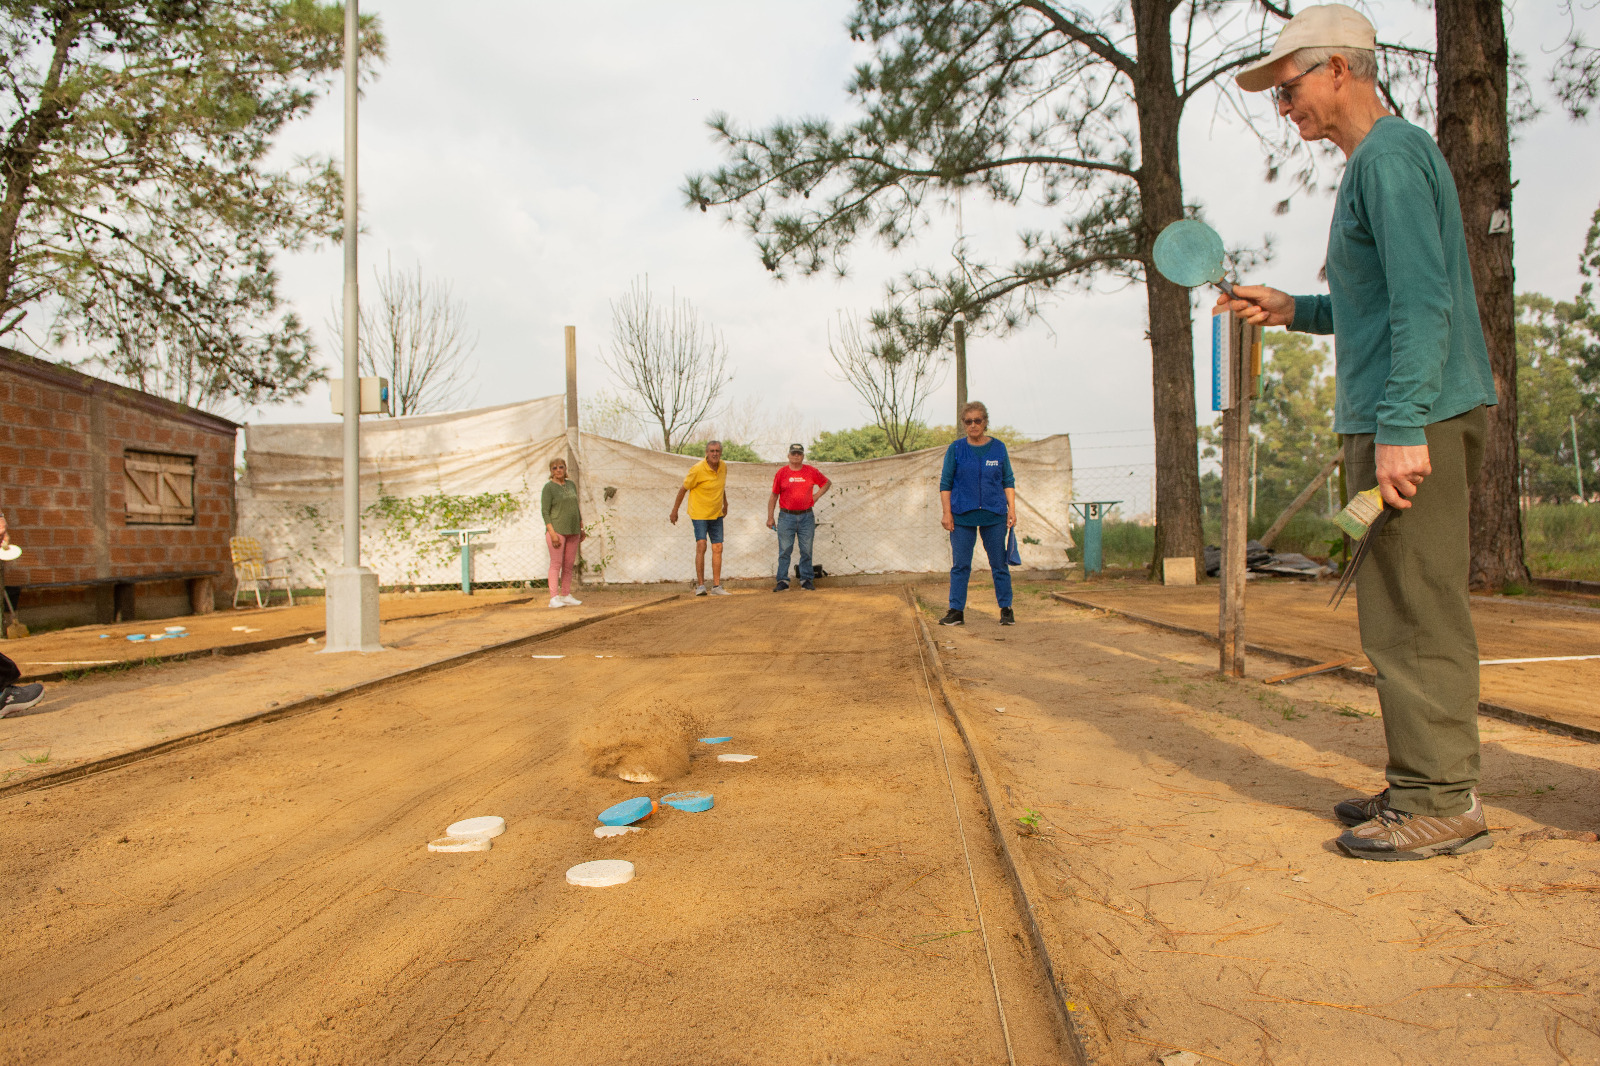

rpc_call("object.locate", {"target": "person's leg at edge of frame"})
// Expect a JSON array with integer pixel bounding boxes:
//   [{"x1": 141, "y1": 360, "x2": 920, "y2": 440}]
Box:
[
  {"x1": 695, "y1": 536, "x2": 707, "y2": 587},
  {"x1": 797, "y1": 509, "x2": 815, "y2": 583},
  {"x1": 711, "y1": 540, "x2": 724, "y2": 587},
  {"x1": 547, "y1": 538, "x2": 565, "y2": 597},
  {"x1": 948, "y1": 523, "x2": 977, "y2": 611},
  {"x1": 560, "y1": 536, "x2": 581, "y2": 597},
  {"x1": 0, "y1": 651, "x2": 19, "y2": 690},
  {"x1": 1346, "y1": 406, "x2": 1486, "y2": 819},
  {"x1": 776, "y1": 511, "x2": 796, "y2": 584},
  {"x1": 977, "y1": 521, "x2": 1012, "y2": 608}
]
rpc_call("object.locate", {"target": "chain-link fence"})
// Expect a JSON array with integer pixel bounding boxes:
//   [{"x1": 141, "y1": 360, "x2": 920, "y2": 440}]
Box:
[{"x1": 1070, "y1": 462, "x2": 1157, "y2": 525}]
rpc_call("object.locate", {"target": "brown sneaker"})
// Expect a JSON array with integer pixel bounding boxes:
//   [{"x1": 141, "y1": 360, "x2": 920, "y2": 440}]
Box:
[
  {"x1": 1333, "y1": 787, "x2": 1390, "y2": 827},
  {"x1": 1336, "y1": 792, "x2": 1492, "y2": 861}
]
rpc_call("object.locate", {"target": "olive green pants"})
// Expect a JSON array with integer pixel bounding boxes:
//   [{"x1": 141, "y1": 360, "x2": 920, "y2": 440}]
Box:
[{"x1": 1342, "y1": 406, "x2": 1485, "y2": 817}]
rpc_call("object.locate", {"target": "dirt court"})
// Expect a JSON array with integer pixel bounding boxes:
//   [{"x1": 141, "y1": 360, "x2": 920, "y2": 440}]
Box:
[
  {"x1": 0, "y1": 588, "x2": 667, "y2": 786},
  {"x1": 1055, "y1": 580, "x2": 1600, "y2": 735},
  {"x1": 3, "y1": 578, "x2": 1598, "y2": 1065},
  {"x1": 933, "y1": 582, "x2": 1600, "y2": 1065},
  {"x1": 4, "y1": 586, "x2": 546, "y2": 679},
  {"x1": 0, "y1": 587, "x2": 1065, "y2": 1065}
]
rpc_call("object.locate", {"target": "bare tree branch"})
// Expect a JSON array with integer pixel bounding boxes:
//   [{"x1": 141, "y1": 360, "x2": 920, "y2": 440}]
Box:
[
  {"x1": 828, "y1": 311, "x2": 946, "y2": 454},
  {"x1": 329, "y1": 258, "x2": 477, "y2": 416},
  {"x1": 602, "y1": 276, "x2": 731, "y2": 453}
]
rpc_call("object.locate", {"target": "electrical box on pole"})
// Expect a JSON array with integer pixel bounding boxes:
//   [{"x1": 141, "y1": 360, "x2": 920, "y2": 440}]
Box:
[{"x1": 329, "y1": 377, "x2": 390, "y2": 416}]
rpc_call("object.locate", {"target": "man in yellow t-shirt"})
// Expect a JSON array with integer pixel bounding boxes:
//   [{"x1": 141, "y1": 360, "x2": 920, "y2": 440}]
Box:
[{"x1": 669, "y1": 440, "x2": 730, "y2": 596}]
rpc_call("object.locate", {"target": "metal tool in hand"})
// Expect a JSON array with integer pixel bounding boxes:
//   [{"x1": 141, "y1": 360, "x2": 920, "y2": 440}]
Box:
[
  {"x1": 1152, "y1": 219, "x2": 1235, "y2": 295},
  {"x1": 1328, "y1": 506, "x2": 1394, "y2": 610}
]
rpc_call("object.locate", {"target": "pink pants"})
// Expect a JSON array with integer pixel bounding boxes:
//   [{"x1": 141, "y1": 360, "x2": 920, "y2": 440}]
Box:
[{"x1": 547, "y1": 534, "x2": 581, "y2": 596}]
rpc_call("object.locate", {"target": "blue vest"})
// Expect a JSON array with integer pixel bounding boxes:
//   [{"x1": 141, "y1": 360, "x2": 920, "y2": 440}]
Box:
[{"x1": 947, "y1": 438, "x2": 1009, "y2": 515}]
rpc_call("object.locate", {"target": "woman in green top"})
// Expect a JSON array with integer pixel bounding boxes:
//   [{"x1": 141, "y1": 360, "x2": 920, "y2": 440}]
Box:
[{"x1": 541, "y1": 457, "x2": 585, "y2": 608}]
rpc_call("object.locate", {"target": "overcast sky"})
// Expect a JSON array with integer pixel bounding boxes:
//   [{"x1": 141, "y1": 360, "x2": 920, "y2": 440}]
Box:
[{"x1": 259, "y1": 0, "x2": 1600, "y2": 477}]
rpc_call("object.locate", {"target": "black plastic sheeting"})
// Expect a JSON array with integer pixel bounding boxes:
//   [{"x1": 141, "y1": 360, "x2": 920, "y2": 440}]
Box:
[{"x1": 1204, "y1": 541, "x2": 1335, "y2": 579}]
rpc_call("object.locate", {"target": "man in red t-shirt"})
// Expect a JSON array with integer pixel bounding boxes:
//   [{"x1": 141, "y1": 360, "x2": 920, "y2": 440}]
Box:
[{"x1": 765, "y1": 443, "x2": 831, "y2": 591}]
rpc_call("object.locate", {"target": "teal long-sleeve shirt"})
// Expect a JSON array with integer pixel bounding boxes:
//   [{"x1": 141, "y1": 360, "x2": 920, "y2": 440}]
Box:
[{"x1": 1289, "y1": 116, "x2": 1496, "y2": 446}]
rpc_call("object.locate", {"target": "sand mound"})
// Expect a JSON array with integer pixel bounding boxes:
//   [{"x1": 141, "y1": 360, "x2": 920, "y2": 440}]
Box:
[{"x1": 580, "y1": 700, "x2": 696, "y2": 783}]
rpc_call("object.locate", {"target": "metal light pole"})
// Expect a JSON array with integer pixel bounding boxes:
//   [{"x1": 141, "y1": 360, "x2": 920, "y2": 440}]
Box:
[{"x1": 323, "y1": 0, "x2": 382, "y2": 653}]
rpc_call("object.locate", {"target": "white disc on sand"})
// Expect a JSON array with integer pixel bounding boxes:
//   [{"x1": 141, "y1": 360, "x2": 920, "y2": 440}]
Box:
[
  {"x1": 594, "y1": 825, "x2": 641, "y2": 839},
  {"x1": 567, "y1": 859, "x2": 635, "y2": 887},
  {"x1": 717, "y1": 753, "x2": 757, "y2": 763},
  {"x1": 428, "y1": 835, "x2": 490, "y2": 853},
  {"x1": 447, "y1": 816, "x2": 506, "y2": 840}
]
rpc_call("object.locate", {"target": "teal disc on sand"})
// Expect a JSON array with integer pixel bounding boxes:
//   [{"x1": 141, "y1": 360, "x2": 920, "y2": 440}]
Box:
[
  {"x1": 598, "y1": 797, "x2": 653, "y2": 826},
  {"x1": 1152, "y1": 219, "x2": 1226, "y2": 288},
  {"x1": 699, "y1": 737, "x2": 732, "y2": 744},
  {"x1": 663, "y1": 791, "x2": 714, "y2": 813}
]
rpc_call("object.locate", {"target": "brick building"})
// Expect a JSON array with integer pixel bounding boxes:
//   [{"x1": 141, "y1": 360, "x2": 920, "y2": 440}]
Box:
[{"x1": 0, "y1": 347, "x2": 238, "y2": 628}]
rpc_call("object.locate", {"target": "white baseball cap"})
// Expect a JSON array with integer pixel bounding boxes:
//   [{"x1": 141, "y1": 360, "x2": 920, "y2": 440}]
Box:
[{"x1": 1235, "y1": 4, "x2": 1377, "y2": 93}]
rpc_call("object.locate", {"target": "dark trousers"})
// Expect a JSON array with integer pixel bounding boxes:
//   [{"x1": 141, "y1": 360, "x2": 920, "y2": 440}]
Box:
[
  {"x1": 1343, "y1": 405, "x2": 1485, "y2": 817},
  {"x1": 0, "y1": 652, "x2": 18, "y2": 689},
  {"x1": 948, "y1": 522, "x2": 1013, "y2": 610}
]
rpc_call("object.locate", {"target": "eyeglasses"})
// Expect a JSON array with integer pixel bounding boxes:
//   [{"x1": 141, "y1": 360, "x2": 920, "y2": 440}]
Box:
[
  {"x1": 1271, "y1": 61, "x2": 1324, "y2": 107},
  {"x1": 962, "y1": 417, "x2": 986, "y2": 425}
]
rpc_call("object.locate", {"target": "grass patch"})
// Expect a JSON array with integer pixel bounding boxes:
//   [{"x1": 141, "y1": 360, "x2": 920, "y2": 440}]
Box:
[
  {"x1": 19, "y1": 750, "x2": 50, "y2": 764},
  {"x1": 1067, "y1": 520, "x2": 1155, "y2": 569},
  {"x1": 1525, "y1": 503, "x2": 1600, "y2": 582}
]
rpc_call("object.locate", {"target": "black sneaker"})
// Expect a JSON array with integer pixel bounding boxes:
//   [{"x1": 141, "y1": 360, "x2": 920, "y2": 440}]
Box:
[
  {"x1": 999, "y1": 607, "x2": 1015, "y2": 625},
  {"x1": 773, "y1": 581, "x2": 790, "y2": 592},
  {"x1": 0, "y1": 682, "x2": 45, "y2": 718},
  {"x1": 1334, "y1": 787, "x2": 1390, "y2": 827},
  {"x1": 938, "y1": 609, "x2": 964, "y2": 626},
  {"x1": 800, "y1": 579, "x2": 815, "y2": 591}
]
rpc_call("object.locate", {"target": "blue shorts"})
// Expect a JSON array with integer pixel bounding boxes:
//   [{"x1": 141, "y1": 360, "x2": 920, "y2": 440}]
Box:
[{"x1": 691, "y1": 517, "x2": 724, "y2": 544}]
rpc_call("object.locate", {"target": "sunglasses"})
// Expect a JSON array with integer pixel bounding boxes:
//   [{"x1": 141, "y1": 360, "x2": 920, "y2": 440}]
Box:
[
  {"x1": 962, "y1": 417, "x2": 986, "y2": 425},
  {"x1": 1271, "y1": 61, "x2": 1324, "y2": 107}
]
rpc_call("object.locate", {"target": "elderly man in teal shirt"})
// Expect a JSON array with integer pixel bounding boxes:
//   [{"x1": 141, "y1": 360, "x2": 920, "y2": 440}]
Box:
[{"x1": 1223, "y1": 5, "x2": 1497, "y2": 861}]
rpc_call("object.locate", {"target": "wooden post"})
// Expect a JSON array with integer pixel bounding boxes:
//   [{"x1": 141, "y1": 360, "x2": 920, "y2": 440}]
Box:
[
  {"x1": 953, "y1": 316, "x2": 967, "y2": 424},
  {"x1": 564, "y1": 324, "x2": 581, "y2": 483},
  {"x1": 1218, "y1": 312, "x2": 1257, "y2": 678},
  {"x1": 564, "y1": 325, "x2": 582, "y2": 585}
]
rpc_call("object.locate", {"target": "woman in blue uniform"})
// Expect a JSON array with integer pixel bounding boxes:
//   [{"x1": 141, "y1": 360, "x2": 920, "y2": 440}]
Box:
[{"x1": 938, "y1": 401, "x2": 1016, "y2": 626}]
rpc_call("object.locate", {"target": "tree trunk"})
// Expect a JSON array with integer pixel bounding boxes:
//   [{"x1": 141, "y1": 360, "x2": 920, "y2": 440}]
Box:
[
  {"x1": 1133, "y1": 0, "x2": 1204, "y2": 578},
  {"x1": 1436, "y1": 0, "x2": 1529, "y2": 588}
]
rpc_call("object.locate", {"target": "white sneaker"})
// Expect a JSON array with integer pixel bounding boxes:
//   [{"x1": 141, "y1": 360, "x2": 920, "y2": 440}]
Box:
[
  {"x1": 694, "y1": 584, "x2": 707, "y2": 596},
  {"x1": 549, "y1": 596, "x2": 566, "y2": 609},
  {"x1": 560, "y1": 594, "x2": 582, "y2": 606},
  {"x1": 709, "y1": 585, "x2": 730, "y2": 596}
]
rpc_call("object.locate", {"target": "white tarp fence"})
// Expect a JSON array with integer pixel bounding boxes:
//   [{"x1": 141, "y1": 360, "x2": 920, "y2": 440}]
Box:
[{"x1": 237, "y1": 396, "x2": 1074, "y2": 587}]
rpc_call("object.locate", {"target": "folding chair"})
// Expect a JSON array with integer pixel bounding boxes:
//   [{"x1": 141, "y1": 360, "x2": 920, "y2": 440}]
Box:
[{"x1": 230, "y1": 536, "x2": 295, "y2": 608}]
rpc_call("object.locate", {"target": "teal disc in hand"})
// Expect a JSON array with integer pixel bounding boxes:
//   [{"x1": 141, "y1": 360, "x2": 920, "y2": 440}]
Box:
[{"x1": 1152, "y1": 219, "x2": 1227, "y2": 288}]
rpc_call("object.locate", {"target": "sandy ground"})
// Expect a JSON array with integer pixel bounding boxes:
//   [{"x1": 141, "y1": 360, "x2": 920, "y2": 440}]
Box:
[
  {"x1": 0, "y1": 587, "x2": 1066, "y2": 1065},
  {"x1": 0, "y1": 588, "x2": 665, "y2": 788},
  {"x1": 926, "y1": 582, "x2": 1600, "y2": 1065},
  {"x1": 1, "y1": 587, "x2": 551, "y2": 676},
  {"x1": 1057, "y1": 580, "x2": 1600, "y2": 735}
]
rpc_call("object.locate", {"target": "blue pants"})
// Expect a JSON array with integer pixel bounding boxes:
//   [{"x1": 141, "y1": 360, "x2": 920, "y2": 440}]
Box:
[
  {"x1": 775, "y1": 509, "x2": 815, "y2": 582},
  {"x1": 949, "y1": 522, "x2": 1012, "y2": 610}
]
